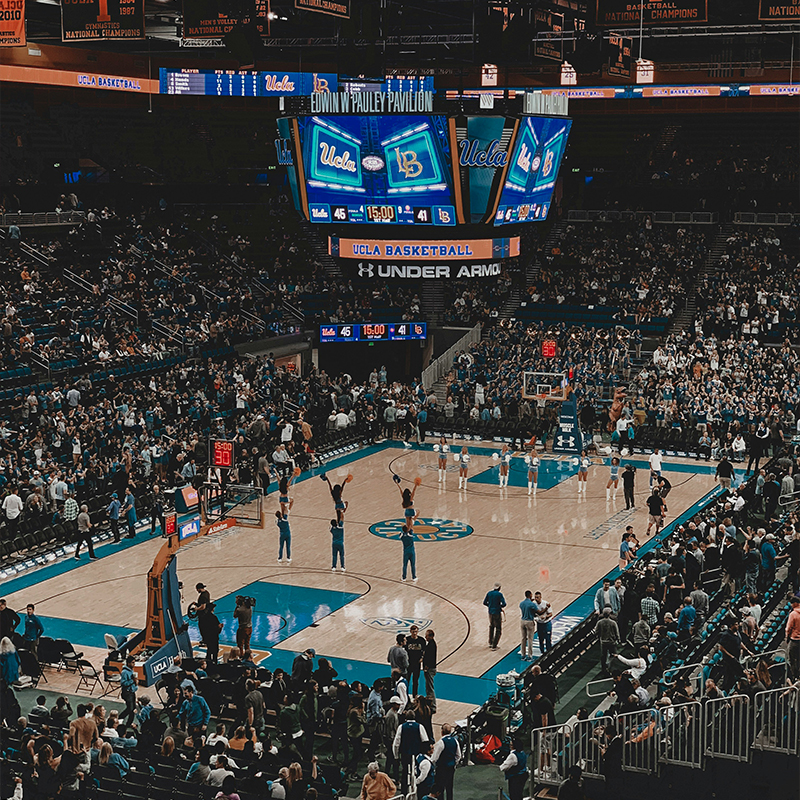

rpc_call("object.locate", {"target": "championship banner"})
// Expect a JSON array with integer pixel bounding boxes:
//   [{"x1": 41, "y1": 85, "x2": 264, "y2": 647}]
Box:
[
  {"x1": 534, "y1": 10, "x2": 564, "y2": 62},
  {"x1": 0, "y1": 0, "x2": 25, "y2": 46},
  {"x1": 295, "y1": 0, "x2": 350, "y2": 19},
  {"x1": 595, "y1": 0, "x2": 707, "y2": 26},
  {"x1": 607, "y1": 33, "x2": 632, "y2": 78},
  {"x1": 182, "y1": 0, "x2": 269, "y2": 39},
  {"x1": 759, "y1": 0, "x2": 800, "y2": 20},
  {"x1": 61, "y1": 0, "x2": 144, "y2": 41}
]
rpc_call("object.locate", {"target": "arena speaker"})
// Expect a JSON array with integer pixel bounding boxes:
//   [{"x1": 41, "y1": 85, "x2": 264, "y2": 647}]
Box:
[
  {"x1": 224, "y1": 21, "x2": 262, "y2": 69},
  {"x1": 570, "y1": 32, "x2": 604, "y2": 74}
]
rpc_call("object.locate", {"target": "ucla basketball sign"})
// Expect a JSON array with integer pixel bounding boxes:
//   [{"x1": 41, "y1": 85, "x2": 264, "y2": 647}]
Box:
[{"x1": 370, "y1": 518, "x2": 473, "y2": 542}]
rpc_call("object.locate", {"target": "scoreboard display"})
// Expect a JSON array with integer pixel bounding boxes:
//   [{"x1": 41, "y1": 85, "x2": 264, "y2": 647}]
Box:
[
  {"x1": 494, "y1": 116, "x2": 572, "y2": 225},
  {"x1": 319, "y1": 322, "x2": 427, "y2": 343},
  {"x1": 210, "y1": 439, "x2": 234, "y2": 468},
  {"x1": 298, "y1": 115, "x2": 456, "y2": 226},
  {"x1": 283, "y1": 113, "x2": 571, "y2": 227},
  {"x1": 159, "y1": 69, "x2": 337, "y2": 97}
]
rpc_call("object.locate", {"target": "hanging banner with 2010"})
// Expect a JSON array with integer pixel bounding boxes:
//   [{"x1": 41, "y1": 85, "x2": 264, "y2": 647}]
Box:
[
  {"x1": 61, "y1": 0, "x2": 144, "y2": 41},
  {"x1": 0, "y1": 0, "x2": 25, "y2": 47}
]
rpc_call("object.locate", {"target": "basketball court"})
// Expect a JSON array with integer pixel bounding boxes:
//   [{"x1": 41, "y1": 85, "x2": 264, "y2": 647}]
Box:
[{"x1": 1, "y1": 441, "x2": 737, "y2": 724}]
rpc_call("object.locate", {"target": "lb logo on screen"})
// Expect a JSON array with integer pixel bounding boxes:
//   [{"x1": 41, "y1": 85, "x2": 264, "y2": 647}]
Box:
[
  {"x1": 395, "y1": 148, "x2": 423, "y2": 179},
  {"x1": 369, "y1": 518, "x2": 473, "y2": 542}
]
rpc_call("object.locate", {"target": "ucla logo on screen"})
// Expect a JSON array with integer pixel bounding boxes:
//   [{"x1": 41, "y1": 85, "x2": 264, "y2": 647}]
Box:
[
  {"x1": 320, "y1": 142, "x2": 357, "y2": 173},
  {"x1": 264, "y1": 74, "x2": 296, "y2": 93},
  {"x1": 274, "y1": 138, "x2": 293, "y2": 166},
  {"x1": 459, "y1": 139, "x2": 508, "y2": 168},
  {"x1": 369, "y1": 517, "x2": 473, "y2": 542}
]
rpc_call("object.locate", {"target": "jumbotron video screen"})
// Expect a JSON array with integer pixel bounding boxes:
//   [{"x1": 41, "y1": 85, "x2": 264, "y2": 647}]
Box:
[{"x1": 279, "y1": 113, "x2": 571, "y2": 226}]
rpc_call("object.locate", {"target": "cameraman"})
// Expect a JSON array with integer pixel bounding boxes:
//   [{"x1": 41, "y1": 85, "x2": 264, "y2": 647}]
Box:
[{"x1": 234, "y1": 595, "x2": 254, "y2": 654}]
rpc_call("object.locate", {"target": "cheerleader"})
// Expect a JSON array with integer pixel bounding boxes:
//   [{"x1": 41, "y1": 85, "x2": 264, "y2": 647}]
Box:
[
  {"x1": 394, "y1": 474, "x2": 421, "y2": 526},
  {"x1": 278, "y1": 468, "x2": 299, "y2": 516},
  {"x1": 525, "y1": 453, "x2": 540, "y2": 495},
  {"x1": 456, "y1": 446, "x2": 471, "y2": 490},
  {"x1": 433, "y1": 437, "x2": 450, "y2": 482},
  {"x1": 495, "y1": 443, "x2": 512, "y2": 488},
  {"x1": 606, "y1": 456, "x2": 621, "y2": 501},
  {"x1": 321, "y1": 472, "x2": 352, "y2": 523},
  {"x1": 577, "y1": 450, "x2": 591, "y2": 493}
]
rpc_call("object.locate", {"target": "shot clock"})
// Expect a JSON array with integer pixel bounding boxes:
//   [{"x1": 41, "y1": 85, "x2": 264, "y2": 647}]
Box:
[
  {"x1": 319, "y1": 322, "x2": 427, "y2": 343},
  {"x1": 210, "y1": 439, "x2": 235, "y2": 468},
  {"x1": 542, "y1": 339, "x2": 558, "y2": 359}
]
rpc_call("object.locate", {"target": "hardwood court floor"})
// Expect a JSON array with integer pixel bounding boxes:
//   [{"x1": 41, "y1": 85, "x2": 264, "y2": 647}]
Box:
[{"x1": 2, "y1": 443, "x2": 725, "y2": 719}]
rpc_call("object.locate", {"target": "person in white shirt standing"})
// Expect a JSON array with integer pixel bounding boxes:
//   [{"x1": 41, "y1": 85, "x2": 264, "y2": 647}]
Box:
[
  {"x1": 648, "y1": 448, "x2": 663, "y2": 488},
  {"x1": 2, "y1": 487, "x2": 23, "y2": 531}
]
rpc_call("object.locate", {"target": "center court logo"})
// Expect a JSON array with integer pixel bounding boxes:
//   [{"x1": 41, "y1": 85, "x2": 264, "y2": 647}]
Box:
[
  {"x1": 369, "y1": 518, "x2": 473, "y2": 542},
  {"x1": 360, "y1": 617, "x2": 433, "y2": 634}
]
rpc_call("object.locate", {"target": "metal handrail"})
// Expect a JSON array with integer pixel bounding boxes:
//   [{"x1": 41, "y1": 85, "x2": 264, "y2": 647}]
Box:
[
  {"x1": 778, "y1": 488, "x2": 800, "y2": 506},
  {"x1": 421, "y1": 323, "x2": 482, "y2": 391},
  {"x1": 151, "y1": 319, "x2": 185, "y2": 348},
  {"x1": 585, "y1": 676, "x2": 616, "y2": 697},
  {"x1": 63, "y1": 270, "x2": 139, "y2": 322},
  {"x1": 282, "y1": 298, "x2": 305, "y2": 323}
]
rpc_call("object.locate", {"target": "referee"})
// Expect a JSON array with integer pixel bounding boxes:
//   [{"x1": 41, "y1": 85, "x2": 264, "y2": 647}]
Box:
[{"x1": 622, "y1": 464, "x2": 636, "y2": 510}]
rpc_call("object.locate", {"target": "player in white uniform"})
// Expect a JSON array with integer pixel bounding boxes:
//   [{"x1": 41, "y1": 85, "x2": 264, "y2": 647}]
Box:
[
  {"x1": 456, "y1": 446, "x2": 471, "y2": 490},
  {"x1": 434, "y1": 436, "x2": 450, "y2": 483},
  {"x1": 525, "y1": 453, "x2": 540, "y2": 495}
]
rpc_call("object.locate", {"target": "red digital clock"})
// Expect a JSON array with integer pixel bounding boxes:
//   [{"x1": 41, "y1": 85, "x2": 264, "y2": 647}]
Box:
[
  {"x1": 542, "y1": 339, "x2": 557, "y2": 359},
  {"x1": 210, "y1": 439, "x2": 234, "y2": 468},
  {"x1": 362, "y1": 324, "x2": 387, "y2": 340}
]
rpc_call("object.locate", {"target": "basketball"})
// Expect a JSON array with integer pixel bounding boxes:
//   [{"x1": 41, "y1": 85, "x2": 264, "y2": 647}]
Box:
[
  {"x1": 293, "y1": 467, "x2": 301, "y2": 476},
  {"x1": 414, "y1": 477, "x2": 422, "y2": 486},
  {"x1": 345, "y1": 473, "x2": 354, "y2": 484}
]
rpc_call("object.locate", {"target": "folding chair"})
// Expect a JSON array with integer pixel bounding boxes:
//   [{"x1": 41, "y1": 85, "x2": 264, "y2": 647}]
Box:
[
  {"x1": 55, "y1": 639, "x2": 84, "y2": 672},
  {"x1": 76, "y1": 659, "x2": 102, "y2": 694},
  {"x1": 18, "y1": 649, "x2": 47, "y2": 687},
  {"x1": 101, "y1": 663, "x2": 122, "y2": 698}
]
